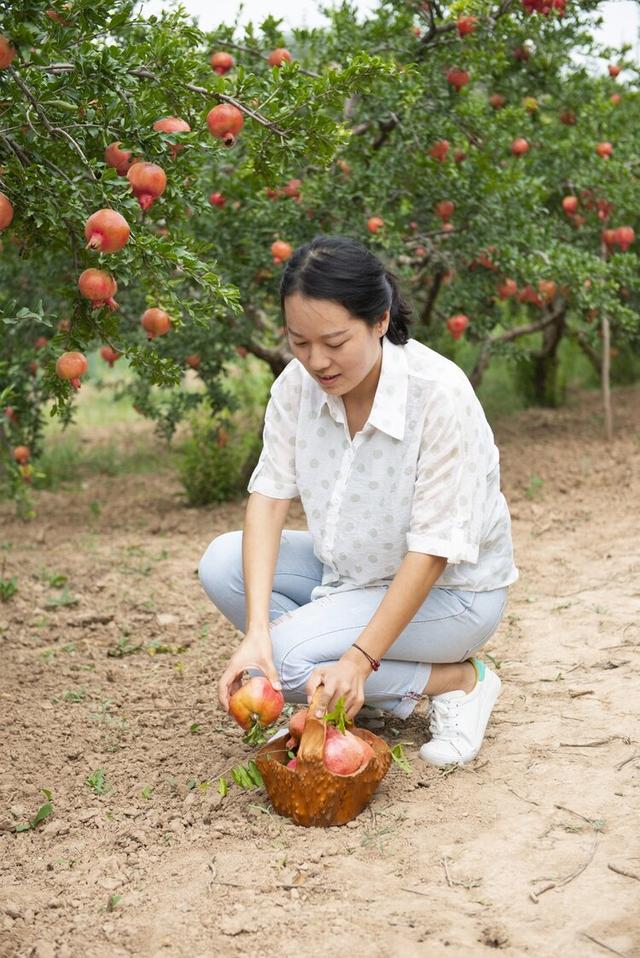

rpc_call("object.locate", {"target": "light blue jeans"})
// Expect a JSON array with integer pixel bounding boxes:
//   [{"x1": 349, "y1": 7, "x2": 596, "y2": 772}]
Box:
[{"x1": 198, "y1": 530, "x2": 509, "y2": 719}]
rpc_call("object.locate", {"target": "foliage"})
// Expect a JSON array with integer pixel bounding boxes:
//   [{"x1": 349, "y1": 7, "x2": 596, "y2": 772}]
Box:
[{"x1": 1, "y1": 0, "x2": 639, "y2": 507}]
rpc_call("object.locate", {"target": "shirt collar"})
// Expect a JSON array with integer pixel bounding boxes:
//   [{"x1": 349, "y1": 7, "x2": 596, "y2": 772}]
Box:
[{"x1": 308, "y1": 337, "x2": 408, "y2": 441}]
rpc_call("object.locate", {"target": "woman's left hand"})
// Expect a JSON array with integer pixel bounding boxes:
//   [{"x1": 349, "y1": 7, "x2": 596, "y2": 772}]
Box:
[{"x1": 305, "y1": 651, "x2": 371, "y2": 720}]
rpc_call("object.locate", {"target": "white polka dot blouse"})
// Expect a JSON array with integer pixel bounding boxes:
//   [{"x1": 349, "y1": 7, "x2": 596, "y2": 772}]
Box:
[{"x1": 247, "y1": 337, "x2": 519, "y2": 600}]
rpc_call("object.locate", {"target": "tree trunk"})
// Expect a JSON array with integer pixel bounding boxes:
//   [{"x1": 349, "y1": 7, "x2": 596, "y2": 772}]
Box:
[{"x1": 515, "y1": 309, "x2": 567, "y2": 407}]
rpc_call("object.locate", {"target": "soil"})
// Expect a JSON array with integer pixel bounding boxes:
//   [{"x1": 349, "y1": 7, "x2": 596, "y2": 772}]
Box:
[{"x1": 1, "y1": 385, "x2": 639, "y2": 958}]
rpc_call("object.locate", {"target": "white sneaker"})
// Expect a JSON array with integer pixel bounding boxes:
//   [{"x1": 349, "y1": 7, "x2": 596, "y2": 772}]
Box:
[{"x1": 418, "y1": 660, "x2": 502, "y2": 767}]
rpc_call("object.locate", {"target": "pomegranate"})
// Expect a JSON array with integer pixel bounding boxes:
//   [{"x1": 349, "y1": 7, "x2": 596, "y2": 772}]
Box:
[
  {"x1": 268, "y1": 48, "x2": 292, "y2": 67},
  {"x1": 367, "y1": 216, "x2": 384, "y2": 234},
  {"x1": 608, "y1": 64, "x2": 621, "y2": 78},
  {"x1": 511, "y1": 138, "x2": 530, "y2": 156},
  {"x1": 104, "y1": 141, "x2": 133, "y2": 176},
  {"x1": 141, "y1": 307, "x2": 171, "y2": 339},
  {"x1": 100, "y1": 345, "x2": 121, "y2": 367},
  {"x1": 523, "y1": 96, "x2": 538, "y2": 112},
  {"x1": 595, "y1": 141, "x2": 613, "y2": 159},
  {"x1": 206, "y1": 104, "x2": 244, "y2": 147},
  {"x1": 610, "y1": 93, "x2": 621, "y2": 105},
  {"x1": 5, "y1": 406, "x2": 19, "y2": 425},
  {"x1": 518, "y1": 284, "x2": 544, "y2": 307},
  {"x1": 562, "y1": 196, "x2": 578, "y2": 214},
  {"x1": 489, "y1": 93, "x2": 506, "y2": 109},
  {"x1": 78, "y1": 268, "x2": 118, "y2": 310},
  {"x1": 34, "y1": 336, "x2": 48, "y2": 350},
  {"x1": 228, "y1": 676, "x2": 284, "y2": 731},
  {"x1": 457, "y1": 15, "x2": 478, "y2": 36},
  {"x1": 429, "y1": 140, "x2": 449, "y2": 162},
  {"x1": 282, "y1": 178, "x2": 302, "y2": 198},
  {"x1": 497, "y1": 278, "x2": 518, "y2": 300},
  {"x1": 454, "y1": 149, "x2": 466, "y2": 163},
  {"x1": 614, "y1": 226, "x2": 635, "y2": 252},
  {"x1": 286, "y1": 758, "x2": 298, "y2": 770},
  {"x1": 210, "y1": 51, "x2": 234, "y2": 75},
  {"x1": 84, "y1": 209, "x2": 130, "y2": 253},
  {"x1": 446, "y1": 67, "x2": 470, "y2": 92},
  {"x1": 288, "y1": 708, "x2": 309, "y2": 742},
  {"x1": 447, "y1": 313, "x2": 469, "y2": 340},
  {"x1": 538, "y1": 280, "x2": 557, "y2": 302},
  {"x1": 0, "y1": 37, "x2": 16, "y2": 69},
  {"x1": 0, "y1": 192, "x2": 14, "y2": 230},
  {"x1": 435, "y1": 200, "x2": 454, "y2": 222},
  {"x1": 153, "y1": 116, "x2": 191, "y2": 156},
  {"x1": 127, "y1": 162, "x2": 167, "y2": 210},
  {"x1": 323, "y1": 726, "x2": 374, "y2": 776},
  {"x1": 559, "y1": 109, "x2": 577, "y2": 125},
  {"x1": 13, "y1": 445, "x2": 30, "y2": 464},
  {"x1": 185, "y1": 353, "x2": 201, "y2": 369},
  {"x1": 209, "y1": 191, "x2": 225, "y2": 207},
  {"x1": 56, "y1": 351, "x2": 88, "y2": 390},
  {"x1": 271, "y1": 240, "x2": 293, "y2": 264}
]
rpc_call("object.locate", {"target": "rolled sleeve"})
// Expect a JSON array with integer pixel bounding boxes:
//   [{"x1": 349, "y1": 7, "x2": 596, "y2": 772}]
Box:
[
  {"x1": 247, "y1": 365, "x2": 300, "y2": 500},
  {"x1": 407, "y1": 384, "x2": 489, "y2": 564}
]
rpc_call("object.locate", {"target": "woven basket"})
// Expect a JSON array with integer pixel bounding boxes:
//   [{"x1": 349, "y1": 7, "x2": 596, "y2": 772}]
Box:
[{"x1": 255, "y1": 690, "x2": 392, "y2": 827}]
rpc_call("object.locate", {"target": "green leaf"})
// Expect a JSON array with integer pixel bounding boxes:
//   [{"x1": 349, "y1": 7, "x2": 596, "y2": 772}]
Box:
[
  {"x1": 217, "y1": 777, "x2": 229, "y2": 797},
  {"x1": 324, "y1": 697, "x2": 352, "y2": 734},
  {"x1": 390, "y1": 743, "x2": 412, "y2": 775}
]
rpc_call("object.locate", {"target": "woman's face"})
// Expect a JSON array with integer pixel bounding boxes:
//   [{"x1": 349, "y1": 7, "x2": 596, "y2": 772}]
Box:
[{"x1": 284, "y1": 293, "x2": 388, "y2": 400}]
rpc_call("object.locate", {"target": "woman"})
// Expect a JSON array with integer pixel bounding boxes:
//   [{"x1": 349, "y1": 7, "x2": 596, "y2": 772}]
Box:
[{"x1": 199, "y1": 235, "x2": 518, "y2": 767}]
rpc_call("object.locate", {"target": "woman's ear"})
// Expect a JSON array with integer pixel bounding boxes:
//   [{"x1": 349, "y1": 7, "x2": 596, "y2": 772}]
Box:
[{"x1": 378, "y1": 309, "x2": 390, "y2": 337}]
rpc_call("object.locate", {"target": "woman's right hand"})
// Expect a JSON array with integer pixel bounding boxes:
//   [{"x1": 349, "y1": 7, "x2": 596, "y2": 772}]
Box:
[{"x1": 217, "y1": 627, "x2": 282, "y2": 712}]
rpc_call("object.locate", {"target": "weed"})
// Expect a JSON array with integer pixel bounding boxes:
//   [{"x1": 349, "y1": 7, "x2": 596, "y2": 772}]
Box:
[
  {"x1": 0, "y1": 576, "x2": 18, "y2": 602},
  {"x1": 63, "y1": 688, "x2": 87, "y2": 703},
  {"x1": 86, "y1": 769, "x2": 108, "y2": 795},
  {"x1": 524, "y1": 474, "x2": 544, "y2": 500}
]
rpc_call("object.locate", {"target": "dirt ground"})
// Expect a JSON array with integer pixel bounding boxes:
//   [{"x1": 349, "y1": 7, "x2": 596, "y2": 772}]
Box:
[{"x1": 1, "y1": 385, "x2": 639, "y2": 958}]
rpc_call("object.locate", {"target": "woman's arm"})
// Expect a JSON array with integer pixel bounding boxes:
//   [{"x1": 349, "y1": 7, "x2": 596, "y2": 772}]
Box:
[
  {"x1": 217, "y1": 492, "x2": 293, "y2": 710},
  {"x1": 307, "y1": 551, "x2": 447, "y2": 716}
]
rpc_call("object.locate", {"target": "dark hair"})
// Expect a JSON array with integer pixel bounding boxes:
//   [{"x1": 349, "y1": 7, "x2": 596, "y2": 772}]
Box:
[{"x1": 279, "y1": 235, "x2": 412, "y2": 345}]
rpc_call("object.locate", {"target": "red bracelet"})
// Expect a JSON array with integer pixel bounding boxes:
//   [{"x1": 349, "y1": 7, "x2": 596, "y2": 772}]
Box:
[{"x1": 352, "y1": 643, "x2": 381, "y2": 671}]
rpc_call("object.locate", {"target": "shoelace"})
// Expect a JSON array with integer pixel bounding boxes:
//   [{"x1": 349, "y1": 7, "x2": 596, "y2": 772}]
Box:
[{"x1": 429, "y1": 697, "x2": 459, "y2": 737}]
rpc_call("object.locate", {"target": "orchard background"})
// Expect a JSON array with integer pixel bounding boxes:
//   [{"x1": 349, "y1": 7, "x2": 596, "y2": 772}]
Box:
[{"x1": 1, "y1": 2, "x2": 639, "y2": 957}]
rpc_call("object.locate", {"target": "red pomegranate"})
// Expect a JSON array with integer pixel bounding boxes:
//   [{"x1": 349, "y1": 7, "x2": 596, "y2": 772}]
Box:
[
  {"x1": 78, "y1": 268, "x2": 118, "y2": 310},
  {"x1": 206, "y1": 104, "x2": 244, "y2": 147},
  {"x1": 596, "y1": 141, "x2": 613, "y2": 159},
  {"x1": 497, "y1": 279, "x2": 518, "y2": 300},
  {"x1": 429, "y1": 140, "x2": 449, "y2": 162},
  {"x1": 511, "y1": 138, "x2": 530, "y2": 156},
  {"x1": 209, "y1": 191, "x2": 225, "y2": 207},
  {"x1": 4, "y1": 406, "x2": 19, "y2": 425},
  {"x1": 141, "y1": 307, "x2": 171, "y2": 339},
  {"x1": 615, "y1": 226, "x2": 635, "y2": 252},
  {"x1": 185, "y1": 353, "x2": 201, "y2": 369},
  {"x1": 34, "y1": 336, "x2": 48, "y2": 350},
  {"x1": 127, "y1": 162, "x2": 167, "y2": 210},
  {"x1": 56, "y1": 351, "x2": 89, "y2": 390},
  {"x1": 271, "y1": 240, "x2": 293, "y2": 264},
  {"x1": 104, "y1": 141, "x2": 134, "y2": 176},
  {"x1": 268, "y1": 48, "x2": 292, "y2": 67},
  {"x1": 228, "y1": 676, "x2": 284, "y2": 730},
  {"x1": 100, "y1": 345, "x2": 122, "y2": 367},
  {"x1": 435, "y1": 200, "x2": 454, "y2": 222},
  {"x1": 84, "y1": 209, "x2": 130, "y2": 253},
  {"x1": 538, "y1": 280, "x2": 557, "y2": 303},
  {"x1": 323, "y1": 726, "x2": 374, "y2": 776},
  {"x1": 367, "y1": 216, "x2": 384, "y2": 234},
  {"x1": 282, "y1": 178, "x2": 302, "y2": 198},
  {"x1": 608, "y1": 64, "x2": 621, "y2": 78},
  {"x1": 286, "y1": 758, "x2": 298, "y2": 770},
  {"x1": 13, "y1": 445, "x2": 30, "y2": 464},
  {"x1": 153, "y1": 116, "x2": 191, "y2": 156},
  {"x1": 210, "y1": 51, "x2": 234, "y2": 75},
  {"x1": 562, "y1": 196, "x2": 578, "y2": 214},
  {"x1": 446, "y1": 67, "x2": 470, "y2": 92},
  {"x1": 0, "y1": 192, "x2": 14, "y2": 230},
  {"x1": 0, "y1": 37, "x2": 16, "y2": 69},
  {"x1": 288, "y1": 708, "x2": 309, "y2": 742},
  {"x1": 447, "y1": 313, "x2": 470, "y2": 340},
  {"x1": 457, "y1": 15, "x2": 478, "y2": 36},
  {"x1": 489, "y1": 93, "x2": 506, "y2": 109}
]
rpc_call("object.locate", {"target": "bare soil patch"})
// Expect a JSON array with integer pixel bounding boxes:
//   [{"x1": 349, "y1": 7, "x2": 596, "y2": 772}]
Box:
[{"x1": 1, "y1": 386, "x2": 639, "y2": 958}]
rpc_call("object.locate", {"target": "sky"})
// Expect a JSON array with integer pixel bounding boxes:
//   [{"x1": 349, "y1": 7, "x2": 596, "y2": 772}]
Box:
[{"x1": 139, "y1": 0, "x2": 640, "y2": 54}]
